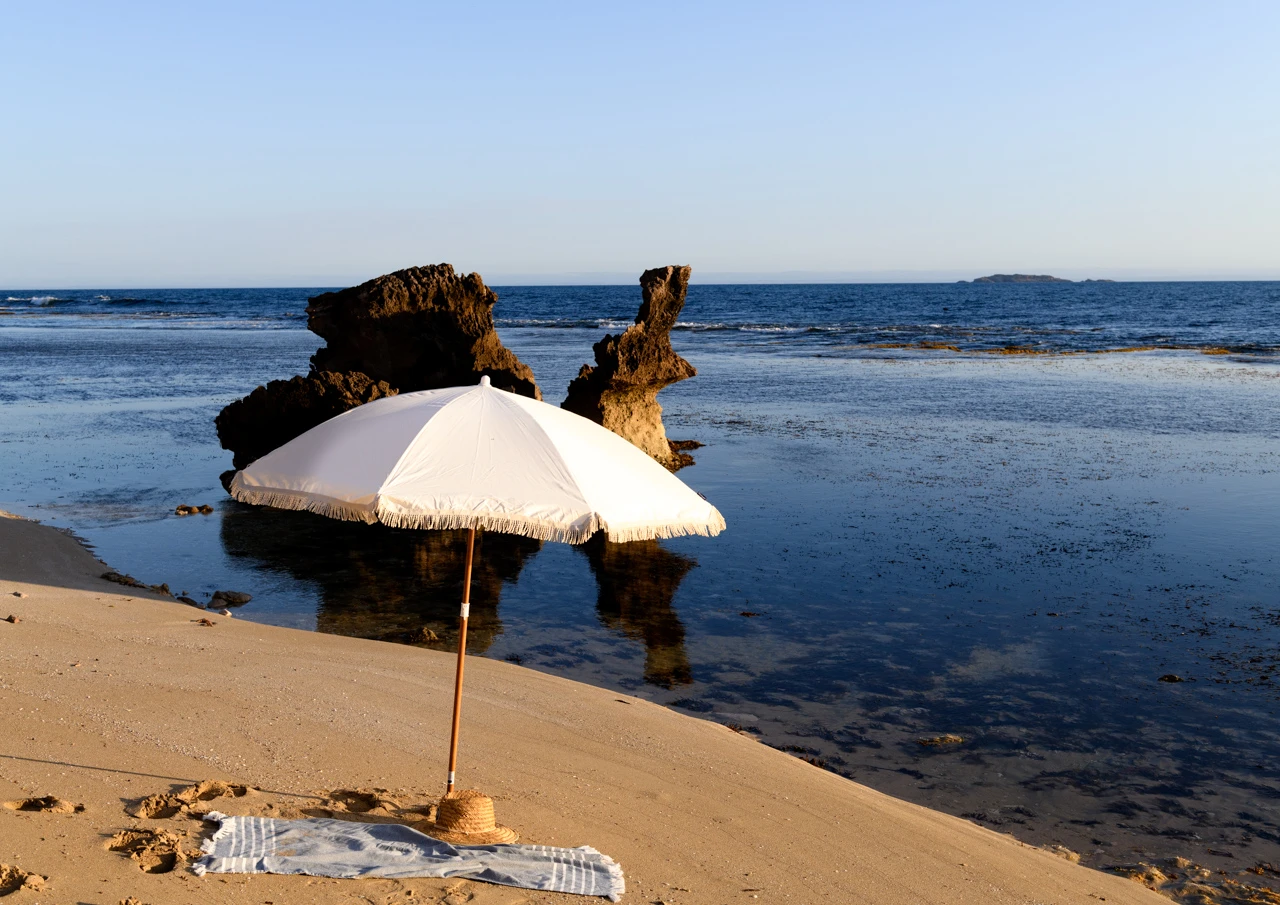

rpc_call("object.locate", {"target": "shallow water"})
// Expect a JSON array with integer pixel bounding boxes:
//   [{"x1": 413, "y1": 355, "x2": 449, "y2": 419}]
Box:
[{"x1": 2, "y1": 284, "x2": 1278, "y2": 885}]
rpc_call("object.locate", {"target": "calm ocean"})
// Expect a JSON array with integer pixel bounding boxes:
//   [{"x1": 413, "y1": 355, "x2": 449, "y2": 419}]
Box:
[{"x1": 3, "y1": 281, "x2": 1278, "y2": 879}]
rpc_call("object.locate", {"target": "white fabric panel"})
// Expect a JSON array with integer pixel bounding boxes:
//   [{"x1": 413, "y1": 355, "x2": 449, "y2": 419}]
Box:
[
  {"x1": 236, "y1": 389, "x2": 466, "y2": 513},
  {"x1": 378, "y1": 387, "x2": 595, "y2": 533},
  {"x1": 499, "y1": 393, "x2": 720, "y2": 539}
]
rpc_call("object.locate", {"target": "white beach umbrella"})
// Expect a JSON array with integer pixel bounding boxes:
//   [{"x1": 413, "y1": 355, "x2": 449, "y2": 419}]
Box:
[{"x1": 229, "y1": 376, "x2": 725, "y2": 793}]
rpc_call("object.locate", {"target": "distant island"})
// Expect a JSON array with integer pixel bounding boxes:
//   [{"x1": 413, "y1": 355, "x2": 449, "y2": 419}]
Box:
[
  {"x1": 958, "y1": 274, "x2": 1116, "y2": 283},
  {"x1": 965, "y1": 274, "x2": 1070, "y2": 283}
]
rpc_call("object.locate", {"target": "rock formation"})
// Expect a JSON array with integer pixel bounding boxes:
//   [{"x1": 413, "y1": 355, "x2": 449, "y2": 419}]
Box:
[
  {"x1": 562, "y1": 265, "x2": 697, "y2": 469},
  {"x1": 216, "y1": 264, "x2": 538, "y2": 476},
  {"x1": 307, "y1": 265, "x2": 539, "y2": 398},
  {"x1": 216, "y1": 370, "x2": 397, "y2": 471}
]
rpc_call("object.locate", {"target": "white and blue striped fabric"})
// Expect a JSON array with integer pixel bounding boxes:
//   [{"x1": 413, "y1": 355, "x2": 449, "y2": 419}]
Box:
[{"x1": 195, "y1": 812, "x2": 625, "y2": 901}]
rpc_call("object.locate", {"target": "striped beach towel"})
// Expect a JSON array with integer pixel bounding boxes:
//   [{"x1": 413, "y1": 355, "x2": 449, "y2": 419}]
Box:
[{"x1": 195, "y1": 812, "x2": 625, "y2": 901}]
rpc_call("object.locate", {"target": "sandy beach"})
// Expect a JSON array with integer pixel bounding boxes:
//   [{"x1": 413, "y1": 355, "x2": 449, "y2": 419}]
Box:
[{"x1": 0, "y1": 511, "x2": 1171, "y2": 904}]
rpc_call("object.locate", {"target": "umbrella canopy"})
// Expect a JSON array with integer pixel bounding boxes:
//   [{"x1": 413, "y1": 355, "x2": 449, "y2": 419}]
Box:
[
  {"x1": 229, "y1": 376, "x2": 724, "y2": 543},
  {"x1": 227, "y1": 375, "x2": 724, "y2": 797}
]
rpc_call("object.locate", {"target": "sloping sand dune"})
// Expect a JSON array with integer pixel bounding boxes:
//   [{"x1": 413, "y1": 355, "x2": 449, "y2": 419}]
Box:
[{"x1": 0, "y1": 512, "x2": 1166, "y2": 904}]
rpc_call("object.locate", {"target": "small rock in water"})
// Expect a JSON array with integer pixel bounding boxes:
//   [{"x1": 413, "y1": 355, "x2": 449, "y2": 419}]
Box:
[
  {"x1": 1158, "y1": 674, "x2": 1185, "y2": 683},
  {"x1": 210, "y1": 590, "x2": 252, "y2": 607},
  {"x1": 416, "y1": 627, "x2": 440, "y2": 643},
  {"x1": 102, "y1": 570, "x2": 145, "y2": 588},
  {"x1": 175, "y1": 504, "x2": 196, "y2": 515},
  {"x1": 101, "y1": 571, "x2": 173, "y2": 597},
  {"x1": 197, "y1": 504, "x2": 214, "y2": 514},
  {"x1": 917, "y1": 733, "x2": 965, "y2": 747}
]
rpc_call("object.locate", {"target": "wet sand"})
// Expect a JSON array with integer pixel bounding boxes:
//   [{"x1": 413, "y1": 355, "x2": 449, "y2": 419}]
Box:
[{"x1": 0, "y1": 511, "x2": 1175, "y2": 905}]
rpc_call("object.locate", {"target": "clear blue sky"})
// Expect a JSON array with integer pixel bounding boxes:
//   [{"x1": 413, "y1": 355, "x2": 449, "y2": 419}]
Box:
[{"x1": 3, "y1": 1, "x2": 1277, "y2": 286}]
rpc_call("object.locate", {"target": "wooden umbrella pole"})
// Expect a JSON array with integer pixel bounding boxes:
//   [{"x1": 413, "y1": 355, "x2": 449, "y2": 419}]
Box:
[{"x1": 445, "y1": 527, "x2": 476, "y2": 795}]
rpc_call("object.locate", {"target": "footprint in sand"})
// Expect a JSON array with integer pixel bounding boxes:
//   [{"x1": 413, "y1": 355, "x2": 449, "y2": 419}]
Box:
[
  {"x1": 304, "y1": 788, "x2": 437, "y2": 823},
  {"x1": 3, "y1": 795, "x2": 84, "y2": 814},
  {"x1": 0, "y1": 863, "x2": 47, "y2": 895},
  {"x1": 324, "y1": 788, "x2": 398, "y2": 813},
  {"x1": 106, "y1": 828, "x2": 192, "y2": 874},
  {"x1": 128, "y1": 779, "x2": 254, "y2": 819}
]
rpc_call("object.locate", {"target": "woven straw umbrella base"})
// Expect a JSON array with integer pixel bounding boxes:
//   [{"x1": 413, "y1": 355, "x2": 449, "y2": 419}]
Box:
[{"x1": 417, "y1": 789, "x2": 519, "y2": 845}]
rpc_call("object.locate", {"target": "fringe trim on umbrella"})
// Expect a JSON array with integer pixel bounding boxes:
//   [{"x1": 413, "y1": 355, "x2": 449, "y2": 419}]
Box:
[
  {"x1": 374, "y1": 508, "x2": 725, "y2": 543},
  {"x1": 371, "y1": 506, "x2": 593, "y2": 542},
  {"x1": 375, "y1": 508, "x2": 601, "y2": 543},
  {"x1": 597, "y1": 514, "x2": 727, "y2": 544},
  {"x1": 228, "y1": 475, "x2": 378, "y2": 524},
  {"x1": 228, "y1": 473, "x2": 726, "y2": 543}
]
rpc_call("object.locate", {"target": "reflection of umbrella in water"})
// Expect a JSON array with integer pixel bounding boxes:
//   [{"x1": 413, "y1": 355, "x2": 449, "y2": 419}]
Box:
[{"x1": 230, "y1": 376, "x2": 725, "y2": 794}]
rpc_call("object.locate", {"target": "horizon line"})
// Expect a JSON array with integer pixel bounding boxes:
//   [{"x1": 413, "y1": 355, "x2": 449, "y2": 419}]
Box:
[{"x1": 6, "y1": 270, "x2": 1280, "y2": 291}]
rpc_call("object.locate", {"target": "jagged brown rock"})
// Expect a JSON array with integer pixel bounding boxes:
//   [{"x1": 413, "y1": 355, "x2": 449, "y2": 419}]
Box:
[
  {"x1": 216, "y1": 370, "x2": 397, "y2": 471},
  {"x1": 216, "y1": 265, "x2": 538, "y2": 476},
  {"x1": 307, "y1": 265, "x2": 540, "y2": 398},
  {"x1": 562, "y1": 266, "x2": 697, "y2": 469}
]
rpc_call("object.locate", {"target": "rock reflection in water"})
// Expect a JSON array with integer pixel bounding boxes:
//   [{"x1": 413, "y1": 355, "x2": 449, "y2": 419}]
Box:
[
  {"x1": 579, "y1": 535, "x2": 695, "y2": 688},
  {"x1": 219, "y1": 504, "x2": 541, "y2": 652}
]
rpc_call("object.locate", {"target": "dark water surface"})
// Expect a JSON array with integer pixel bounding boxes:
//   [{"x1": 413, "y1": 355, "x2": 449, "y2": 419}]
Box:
[{"x1": 2, "y1": 282, "x2": 1278, "y2": 883}]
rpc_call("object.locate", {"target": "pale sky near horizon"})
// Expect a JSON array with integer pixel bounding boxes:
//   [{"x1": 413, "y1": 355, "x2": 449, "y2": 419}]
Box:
[{"x1": 3, "y1": 1, "x2": 1278, "y2": 287}]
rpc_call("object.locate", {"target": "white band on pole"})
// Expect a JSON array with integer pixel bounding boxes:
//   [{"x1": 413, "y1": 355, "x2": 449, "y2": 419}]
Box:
[
  {"x1": 460, "y1": 603, "x2": 470, "y2": 618},
  {"x1": 448, "y1": 771, "x2": 456, "y2": 785}
]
